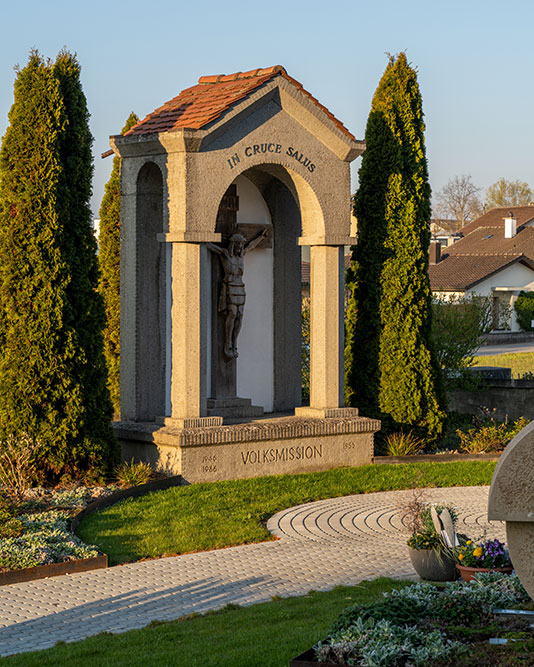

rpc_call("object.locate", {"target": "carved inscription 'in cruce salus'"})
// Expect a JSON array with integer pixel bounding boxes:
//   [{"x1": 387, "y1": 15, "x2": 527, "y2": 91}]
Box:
[
  {"x1": 226, "y1": 143, "x2": 316, "y2": 173},
  {"x1": 241, "y1": 444, "x2": 323, "y2": 465}
]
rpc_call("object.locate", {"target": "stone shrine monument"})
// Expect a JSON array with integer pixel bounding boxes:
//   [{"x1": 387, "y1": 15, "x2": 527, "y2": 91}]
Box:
[
  {"x1": 488, "y1": 421, "x2": 534, "y2": 599},
  {"x1": 111, "y1": 65, "x2": 380, "y2": 482}
]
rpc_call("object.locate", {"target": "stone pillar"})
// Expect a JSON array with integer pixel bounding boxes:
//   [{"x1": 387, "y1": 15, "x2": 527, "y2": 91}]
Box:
[
  {"x1": 160, "y1": 239, "x2": 222, "y2": 428},
  {"x1": 296, "y1": 245, "x2": 358, "y2": 419}
]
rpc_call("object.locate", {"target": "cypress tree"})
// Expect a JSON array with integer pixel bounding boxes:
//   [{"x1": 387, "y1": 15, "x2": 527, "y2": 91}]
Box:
[
  {"x1": 98, "y1": 112, "x2": 138, "y2": 415},
  {"x1": 0, "y1": 50, "x2": 118, "y2": 482},
  {"x1": 345, "y1": 53, "x2": 445, "y2": 442}
]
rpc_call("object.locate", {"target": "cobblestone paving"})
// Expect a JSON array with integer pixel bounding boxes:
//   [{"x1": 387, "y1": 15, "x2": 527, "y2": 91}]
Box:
[{"x1": 0, "y1": 486, "x2": 503, "y2": 656}]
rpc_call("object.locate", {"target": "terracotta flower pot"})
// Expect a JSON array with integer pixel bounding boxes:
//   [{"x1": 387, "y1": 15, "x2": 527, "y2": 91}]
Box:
[
  {"x1": 455, "y1": 564, "x2": 513, "y2": 582},
  {"x1": 408, "y1": 547, "x2": 457, "y2": 581}
]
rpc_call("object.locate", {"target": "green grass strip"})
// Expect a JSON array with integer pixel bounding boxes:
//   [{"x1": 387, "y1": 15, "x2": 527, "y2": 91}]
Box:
[
  {"x1": 473, "y1": 351, "x2": 534, "y2": 377},
  {"x1": 3, "y1": 578, "x2": 411, "y2": 666},
  {"x1": 76, "y1": 461, "x2": 496, "y2": 565}
]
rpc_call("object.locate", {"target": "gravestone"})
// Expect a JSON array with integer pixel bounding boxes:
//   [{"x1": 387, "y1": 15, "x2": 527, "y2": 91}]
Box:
[
  {"x1": 110, "y1": 65, "x2": 380, "y2": 482},
  {"x1": 488, "y1": 421, "x2": 534, "y2": 598}
]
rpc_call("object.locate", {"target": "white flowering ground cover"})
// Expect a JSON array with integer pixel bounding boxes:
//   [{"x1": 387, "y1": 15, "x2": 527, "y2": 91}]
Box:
[
  {"x1": 315, "y1": 572, "x2": 533, "y2": 666},
  {"x1": 0, "y1": 486, "x2": 118, "y2": 572}
]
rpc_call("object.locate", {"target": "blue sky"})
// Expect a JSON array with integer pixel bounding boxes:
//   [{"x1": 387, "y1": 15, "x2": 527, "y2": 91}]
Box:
[{"x1": 1, "y1": 0, "x2": 533, "y2": 217}]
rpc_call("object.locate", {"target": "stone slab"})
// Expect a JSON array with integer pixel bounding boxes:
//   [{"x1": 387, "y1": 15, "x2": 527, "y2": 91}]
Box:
[{"x1": 114, "y1": 415, "x2": 379, "y2": 483}]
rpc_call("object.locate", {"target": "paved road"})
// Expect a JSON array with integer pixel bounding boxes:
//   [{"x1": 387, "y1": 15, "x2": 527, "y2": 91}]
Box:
[
  {"x1": 476, "y1": 342, "x2": 534, "y2": 356},
  {"x1": 0, "y1": 486, "x2": 503, "y2": 657}
]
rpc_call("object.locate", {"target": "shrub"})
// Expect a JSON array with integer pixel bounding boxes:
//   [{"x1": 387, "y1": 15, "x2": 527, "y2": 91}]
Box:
[
  {"x1": 0, "y1": 50, "x2": 118, "y2": 482},
  {"x1": 115, "y1": 459, "x2": 153, "y2": 487},
  {"x1": 514, "y1": 290, "x2": 534, "y2": 331},
  {"x1": 345, "y1": 52, "x2": 445, "y2": 442},
  {"x1": 456, "y1": 415, "x2": 529, "y2": 453},
  {"x1": 98, "y1": 112, "x2": 138, "y2": 414},
  {"x1": 385, "y1": 431, "x2": 423, "y2": 456},
  {"x1": 301, "y1": 297, "x2": 310, "y2": 402},
  {"x1": 431, "y1": 293, "x2": 494, "y2": 375},
  {"x1": 0, "y1": 434, "x2": 41, "y2": 504}
]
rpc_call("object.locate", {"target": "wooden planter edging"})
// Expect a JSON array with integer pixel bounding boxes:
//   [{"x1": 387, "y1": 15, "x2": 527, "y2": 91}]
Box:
[
  {"x1": 374, "y1": 452, "x2": 501, "y2": 465},
  {"x1": 0, "y1": 554, "x2": 108, "y2": 586},
  {"x1": 1, "y1": 474, "x2": 184, "y2": 587}
]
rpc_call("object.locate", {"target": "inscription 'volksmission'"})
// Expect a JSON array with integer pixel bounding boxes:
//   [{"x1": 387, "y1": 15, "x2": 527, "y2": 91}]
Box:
[
  {"x1": 241, "y1": 444, "x2": 323, "y2": 465},
  {"x1": 226, "y1": 144, "x2": 316, "y2": 173}
]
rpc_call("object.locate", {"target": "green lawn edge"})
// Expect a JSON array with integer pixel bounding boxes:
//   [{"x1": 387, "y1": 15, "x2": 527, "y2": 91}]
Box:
[
  {"x1": 2, "y1": 578, "x2": 411, "y2": 666},
  {"x1": 76, "y1": 461, "x2": 496, "y2": 565}
]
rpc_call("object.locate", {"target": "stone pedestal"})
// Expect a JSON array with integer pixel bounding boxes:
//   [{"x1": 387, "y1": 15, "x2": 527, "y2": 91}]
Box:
[{"x1": 114, "y1": 413, "x2": 380, "y2": 483}]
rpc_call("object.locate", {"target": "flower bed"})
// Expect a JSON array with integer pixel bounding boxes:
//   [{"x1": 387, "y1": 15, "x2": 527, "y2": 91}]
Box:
[
  {"x1": 291, "y1": 572, "x2": 533, "y2": 666},
  {"x1": 0, "y1": 485, "x2": 117, "y2": 583}
]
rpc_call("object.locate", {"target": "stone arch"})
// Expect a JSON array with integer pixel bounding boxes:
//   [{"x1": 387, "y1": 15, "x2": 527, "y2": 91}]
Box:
[
  {"x1": 209, "y1": 160, "x2": 325, "y2": 240},
  {"x1": 135, "y1": 161, "x2": 166, "y2": 420}
]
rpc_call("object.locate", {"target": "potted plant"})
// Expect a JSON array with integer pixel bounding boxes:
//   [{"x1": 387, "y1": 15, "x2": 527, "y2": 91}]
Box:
[
  {"x1": 455, "y1": 537, "x2": 513, "y2": 582},
  {"x1": 403, "y1": 492, "x2": 459, "y2": 581}
]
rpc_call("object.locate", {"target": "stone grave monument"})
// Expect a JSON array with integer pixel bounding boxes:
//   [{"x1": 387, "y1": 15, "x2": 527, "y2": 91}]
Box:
[
  {"x1": 111, "y1": 65, "x2": 380, "y2": 482},
  {"x1": 488, "y1": 421, "x2": 534, "y2": 598}
]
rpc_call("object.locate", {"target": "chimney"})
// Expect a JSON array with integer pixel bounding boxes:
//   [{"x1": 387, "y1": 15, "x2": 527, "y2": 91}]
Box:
[
  {"x1": 504, "y1": 212, "x2": 517, "y2": 238},
  {"x1": 429, "y1": 241, "x2": 441, "y2": 264}
]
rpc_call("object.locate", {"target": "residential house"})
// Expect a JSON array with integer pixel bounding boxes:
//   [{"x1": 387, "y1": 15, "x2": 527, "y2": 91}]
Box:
[{"x1": 429, "y1": 206, "x2": 534, "y2": 331}]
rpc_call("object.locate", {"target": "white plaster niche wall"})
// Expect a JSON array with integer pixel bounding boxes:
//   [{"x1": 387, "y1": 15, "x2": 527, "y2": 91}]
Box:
[{"x1": 234, "y1": 175, "x2": 274, "y2": 412}]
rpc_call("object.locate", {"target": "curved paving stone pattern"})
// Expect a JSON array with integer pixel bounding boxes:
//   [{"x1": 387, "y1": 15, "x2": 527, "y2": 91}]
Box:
[{"x1": 0, "y1": 487, "x2": 503, "y2": 656}]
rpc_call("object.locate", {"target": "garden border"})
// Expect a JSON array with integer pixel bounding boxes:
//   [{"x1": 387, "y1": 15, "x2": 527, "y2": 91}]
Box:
[
  {"x1": 1, "y1": 474, "x2": 184, "y2": 587},
  {"x1": 374, "y1": 453, "x2": 500, "y2": 464}
]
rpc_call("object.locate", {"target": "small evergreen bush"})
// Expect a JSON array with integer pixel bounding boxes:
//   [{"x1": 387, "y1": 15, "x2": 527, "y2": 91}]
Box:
[{"x1": 514, "y1": 290, "x2": 534, "y2": 331}]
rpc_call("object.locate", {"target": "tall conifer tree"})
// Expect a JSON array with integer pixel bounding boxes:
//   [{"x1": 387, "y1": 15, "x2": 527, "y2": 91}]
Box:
[
  {"x1": 345, "y1": 53, "x2": 445, "y2": 442},
  {"x1": 0, "y1": 50, "x2": 118, "y2": 481},
  {"x1": 98, "y1": 112, "x2": 138, "y2": 415}
]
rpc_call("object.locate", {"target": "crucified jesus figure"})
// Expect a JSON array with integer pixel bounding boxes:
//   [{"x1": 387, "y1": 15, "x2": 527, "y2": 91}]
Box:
[{"x1": 208, "y1": 228, "x2": 270, "y2": 359}]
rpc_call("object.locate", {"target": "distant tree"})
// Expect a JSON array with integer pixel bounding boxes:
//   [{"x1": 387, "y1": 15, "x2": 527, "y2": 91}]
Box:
[
  {"x1": 98, "y1": 112, "x2": 138, "y2": 415},
  {"x1": 0, "y1": 50, "x2": 118, "y2": 483},
  {"x1": 345, "y1": 53, "x2": 446, "y2": 443},
  {"x1": 485, "y1": 178, "x2": 532, "y2": 209},
  {"x1": 435, "y1": 174, "x2": 482, "y2": 227}
]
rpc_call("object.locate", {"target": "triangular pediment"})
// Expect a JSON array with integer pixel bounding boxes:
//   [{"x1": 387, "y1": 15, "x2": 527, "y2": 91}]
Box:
[{"x1": 119, "y1": 67, "x2": 363, "y2": 162}]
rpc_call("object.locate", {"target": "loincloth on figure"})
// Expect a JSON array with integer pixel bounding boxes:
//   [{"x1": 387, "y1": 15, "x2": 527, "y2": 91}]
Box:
[{"x1": 219, "y1": 280, "x2": 246, "y2": 312}]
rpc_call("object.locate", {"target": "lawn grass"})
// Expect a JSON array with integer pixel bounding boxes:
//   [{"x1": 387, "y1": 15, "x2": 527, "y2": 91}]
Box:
[
  {"x1": 2, "y1": 578, "x2": 410, "y2": 666},
  {"x1": 473, "y1": 351, "x2": 534, "y2": 377},
  {"x1": 76, "y1": 461, "x2": 496, "y2": 565}
]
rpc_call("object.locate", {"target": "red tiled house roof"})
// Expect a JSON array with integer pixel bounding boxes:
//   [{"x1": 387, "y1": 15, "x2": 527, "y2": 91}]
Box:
[
  {"x1": 459, "y1": 205, "x2": 534, "y2": 236},
  {"x1": 429, "y1": 207, "x2": 534, "y2": 291},
  {"x1": 125, "y1": 66, "x2": 356, "y2": 140}
]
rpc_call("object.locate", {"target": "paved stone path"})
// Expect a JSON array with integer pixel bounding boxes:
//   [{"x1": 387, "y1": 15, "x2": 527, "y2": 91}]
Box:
[{"x1": 0, "y1": 486, "x2": 504, "y2": 657}]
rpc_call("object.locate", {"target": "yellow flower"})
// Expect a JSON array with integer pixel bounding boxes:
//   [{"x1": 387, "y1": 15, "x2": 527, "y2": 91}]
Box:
[
  {"x1": 458, "y1": 553, "x2": 464, "y2": 561},
  {"x1": 466, "y1": 540, "x2": 472, "y2": 545},
  {"x1": 473, "y1": 547, "x2": 483, "y2": 558}
]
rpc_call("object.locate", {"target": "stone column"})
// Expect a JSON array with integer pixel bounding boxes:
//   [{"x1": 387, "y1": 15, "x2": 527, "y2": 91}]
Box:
[
  {"x1": 296, "y1": 244, "x2": 358, "y2": 419},
  {"x1": 158, "y1": 235, "x2": 223, "y2": 428}
]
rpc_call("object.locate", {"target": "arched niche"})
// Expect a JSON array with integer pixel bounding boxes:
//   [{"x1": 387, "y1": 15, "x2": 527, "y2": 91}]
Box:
[
  {"x1": 134, "y1": 161, "x2": 166, "y2": 420},
  {"x1": 208, "y1": 167, "x2": 302, "y2": 416}
]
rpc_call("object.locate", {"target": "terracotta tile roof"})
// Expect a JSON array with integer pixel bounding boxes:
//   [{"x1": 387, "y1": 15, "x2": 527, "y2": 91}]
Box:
[
  {"x1": 429, "y1": 254, "x2": 533, "y2": 291},
  {"x1": 125, "y1": 66, "x2": 355, "y2": 140},
  {"x1": 444, "y1": 225, "x2": 534, "y2": 261},
  {"x1": 429, "y1": 210, "x2": 534, "y2": 291},
  {"x1": 459, "y1": 205, "x2": 534, "y2": 236}
]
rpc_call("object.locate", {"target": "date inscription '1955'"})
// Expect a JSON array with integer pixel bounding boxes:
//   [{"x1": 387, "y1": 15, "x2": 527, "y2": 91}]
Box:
[{"x1": 226, "y1": 144, "x2": 316, "y2": 173}]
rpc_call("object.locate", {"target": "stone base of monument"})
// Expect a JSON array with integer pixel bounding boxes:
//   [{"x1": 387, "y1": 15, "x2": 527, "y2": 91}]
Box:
[
  {"x1": 113, "y1": 414, "x2": 380, "y2": 483},
  {"x1": 207, "y1": 397, "x2": 264, "y2": 419}
]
